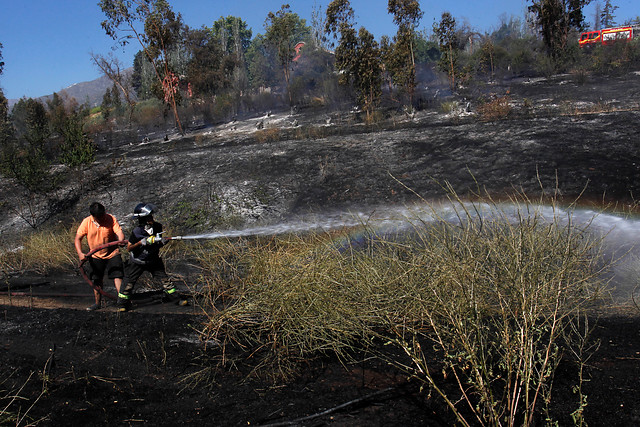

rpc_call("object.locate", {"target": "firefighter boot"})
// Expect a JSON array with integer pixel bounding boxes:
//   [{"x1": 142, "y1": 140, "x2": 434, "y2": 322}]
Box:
[
  {"x1": 116, "y1": 294, "x2": 131, "y2": 312},
  {"x1": 162, "y1": 288, "x2": 188, "y2": 306}
]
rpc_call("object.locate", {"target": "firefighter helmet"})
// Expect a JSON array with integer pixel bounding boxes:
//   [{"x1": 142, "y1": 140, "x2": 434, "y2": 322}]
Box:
[{"x1": 133, "y1": 203, "x2": 156, "y2": 218}]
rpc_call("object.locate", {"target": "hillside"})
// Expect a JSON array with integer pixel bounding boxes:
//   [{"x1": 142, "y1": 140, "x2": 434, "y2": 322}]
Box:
[
  {"x1": 2, "y1": 72, "x2": 640, "y2": 241},
  {"x1": 7, "y1": 68, "x2": 132, "y2": 109}
]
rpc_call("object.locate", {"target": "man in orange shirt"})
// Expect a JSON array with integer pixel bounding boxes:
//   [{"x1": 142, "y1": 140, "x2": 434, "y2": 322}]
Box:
[{"x1": 75, "y1": 202, "x2": 126, "y2": 311}]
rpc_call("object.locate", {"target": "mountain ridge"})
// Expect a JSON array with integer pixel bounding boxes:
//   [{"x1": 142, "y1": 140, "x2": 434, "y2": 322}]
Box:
[{"x1": 8, "y1": 68, "x2": 132, "y2": 110}]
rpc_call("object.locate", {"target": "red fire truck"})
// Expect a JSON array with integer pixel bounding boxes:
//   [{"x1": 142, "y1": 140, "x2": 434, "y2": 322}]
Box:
[{"x1": 579, "y1": 25, "x2": 640, "y2": 47}]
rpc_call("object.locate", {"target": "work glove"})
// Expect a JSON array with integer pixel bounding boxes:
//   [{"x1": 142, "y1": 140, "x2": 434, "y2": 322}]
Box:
[{"x1": 142, "y1": 234, "x2": 162, "y2": 245}]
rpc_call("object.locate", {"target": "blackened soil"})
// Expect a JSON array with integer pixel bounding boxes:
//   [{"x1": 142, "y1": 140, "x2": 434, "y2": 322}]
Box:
[{"x1": 1, "y1": 302, "x2": 639, "y2": 426}]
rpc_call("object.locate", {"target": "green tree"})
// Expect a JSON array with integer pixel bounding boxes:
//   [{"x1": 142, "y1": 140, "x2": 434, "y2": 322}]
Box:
[
  {"x1": 387, "y1": 0, "x2": 423, "y2": 106},
  {"x1": 210, "y1": 16, "x2": 252, "y2": 105},
  {"x1": 325, "y1": 0, "x2": 357, "y2": 85},
  {"x1": 46, "y1": 92, "x2": 68, "y2": 137},
  {"x1": 413, "y1": 30, "x2": 440, "y2": 64},
  {"x1": 132, "y1": 50, "x2": 156, "y2": 100},
  {"x1": 99, "y1": 0, "x2": 185, "y2": 133},
  {"x1": 265, "y1": 4, "x2": 310, "y2": 105},
  {"x1": 58, "y1": 111, "x2": 96, "y2": 168},
  {"x1": 528, "y1": 0, "x2": 591, "y2": 58},
  {"x1": 0, "y1": 44, "x2": 11, "y2": 156},
  {"x1": 101, "y1": 87, "x2": 113, "y2": 121},
  {"x1": 353, "y1": 28, "x2": 383, "y2": 122},
  {"x1": 600, "y1": 0, "x2": 618, "y2": 28},
  {"x1": 433, "y1": 12, "x2": 460, "y2": 90},
  {"x1": 326, "y1": 0, "x2": 382, "y2": 121},
  {"x1": 184, "y1": 27, "x2": 233, "y2": 98},
  {"x1": 0, "y1": 90, "x2": 13, "y2": 151},
  {"x1": 211, "y1": 16, "x2": 252, "y2": 56},
  {"x1": 111, "y1": 83, "x2": 123, "y2": 115},
  {"x1": 246, "y1": 34, "x2": 279, "y2": 90},
  {"x1": 2, "y1": 99, "x2": 53, "y2": 194}
]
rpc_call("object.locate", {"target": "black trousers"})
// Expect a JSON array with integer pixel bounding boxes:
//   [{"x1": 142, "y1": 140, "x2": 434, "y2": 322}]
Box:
[{"x1": 122, "y1": 257, "x2": 174, "y2": 296}]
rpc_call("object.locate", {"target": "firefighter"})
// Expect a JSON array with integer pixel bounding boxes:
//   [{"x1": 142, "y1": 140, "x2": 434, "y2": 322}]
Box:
[{"x1": 117, "y1": 203, "x2": 187, "y2": 312}]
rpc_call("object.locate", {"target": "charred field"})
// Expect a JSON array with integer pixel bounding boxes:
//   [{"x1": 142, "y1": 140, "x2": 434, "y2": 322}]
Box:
[{"x1": 2, "y1": 72, "x2": 640, "y2": 426}]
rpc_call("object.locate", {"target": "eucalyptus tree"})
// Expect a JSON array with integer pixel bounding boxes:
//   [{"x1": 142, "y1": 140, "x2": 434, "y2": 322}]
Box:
[
  {"x1": 600, "y1": 0, "x2": 618, "y2": 28},
  {"x1": 527, "y1": 0, "x2": 591, "y2": 58},
  {"x1": 90, "y1": 52, "x2": 136, "y2": 120},
  {"x1": 353, "y1": 28, "x2": 383, "y2": 121},
  {"x1": 211, "y1": 16, "x2": 252, "y2": 104},
  {"x1": 211, "y1": 16, "x2": 252, "y2": 56},
  {"x1": 246, "y1": 34, "x2": 279, "y2": 90},
  {"x1": 183, "y1": 27, "x2": 234, "y2": 98},
  {"x1": 326, "y1": 0, "x2": 382, "y2": 121},
  {"x1": 99, "y1": 0, "x2": 185, "y2": 133},
  {"x1": 310, "y1": 1, "x2": 330, "y2": 49},
  {"x1": 433, "y1": 12, "x2": 460, "y2": 90},
  {"x1": 386, "y1": 0, "x2": 423, "y2": 106},
  {"x1": 265, "y1": 4, "x2": 310, "y2": 105},
  {"x1": 132, "y1": 50, "x2": 156, "y2": 100}
]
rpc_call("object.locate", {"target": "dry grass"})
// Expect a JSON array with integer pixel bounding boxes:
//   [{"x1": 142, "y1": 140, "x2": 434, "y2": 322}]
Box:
[
  {"x1": 293, "y1": 125, "x2": 329, "y2": 140},
  {"x1": 254, "y1": 128, "x2": 281, "y2": 143},
  {"x1": 0, "y1": 226, "x2": 78, "y2": 275},
  {"x1": 191, "y1": 187, "x2": 606, "y2": 423},
  {"x1": 477, "y1": 95, "x2": 512, "y2": 121}
]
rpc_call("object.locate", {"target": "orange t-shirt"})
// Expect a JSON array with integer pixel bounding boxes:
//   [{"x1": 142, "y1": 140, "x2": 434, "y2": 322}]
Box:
[{"x1": 76, "y1": 214, "x2": 123, "y2": 259}]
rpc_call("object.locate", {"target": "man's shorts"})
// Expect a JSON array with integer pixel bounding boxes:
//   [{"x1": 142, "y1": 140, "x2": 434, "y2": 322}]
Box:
[{"x1": 85, "y1": 255, "x2": 124, "y2": 282}]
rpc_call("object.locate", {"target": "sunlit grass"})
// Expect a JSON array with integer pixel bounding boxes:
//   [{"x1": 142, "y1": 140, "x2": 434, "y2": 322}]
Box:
[
  {"x1": 0, "y1": 226, "x2": 77, "y2": 275},
  {"x1": 192, "y1": 187, "x2": 606, "y2": 424}
]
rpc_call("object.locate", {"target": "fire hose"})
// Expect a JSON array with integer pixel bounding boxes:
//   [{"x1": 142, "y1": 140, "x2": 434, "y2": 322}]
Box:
[
  {"x1": 3, "y1": 236, "x2": 195, "y2": 299},
  {"x1": 78, "y1": 236, "x2": 186, "y2": 300},
  {"x1": 78, "y1": 239, "x2": 128, "y2": 301}
]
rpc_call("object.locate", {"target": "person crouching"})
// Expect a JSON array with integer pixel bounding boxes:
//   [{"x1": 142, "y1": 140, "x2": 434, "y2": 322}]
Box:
[{"x1": 117, "y1": 203, "x2": 187, "y2": 312}]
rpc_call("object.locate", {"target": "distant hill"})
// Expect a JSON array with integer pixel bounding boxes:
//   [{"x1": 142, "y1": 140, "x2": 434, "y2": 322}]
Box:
[{"x1": 8, "y1": 68, "x2": 133, "y2": 110}]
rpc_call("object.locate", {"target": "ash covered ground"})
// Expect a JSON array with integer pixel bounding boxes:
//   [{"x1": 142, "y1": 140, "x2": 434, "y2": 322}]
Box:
[{"x1": 2, "y1": 73, "x2": 640, "y2": 425}]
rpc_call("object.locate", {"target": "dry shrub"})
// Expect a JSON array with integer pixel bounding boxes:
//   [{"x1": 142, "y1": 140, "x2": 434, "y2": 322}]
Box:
[
  {"x1": 440, "y1": 101, "x2": 458, "y2": 114},
  {"x1": 310, "y1": 96, "x2": 326, "y2": 108},
  {"x1": 293, "y1": 125, "x2": 328, "y2": 140},
  {"x1": 254, "y1": 128, "x2": 281, "y2": 143},
  {"x1": 571, "y1": 66, "x2": 589, "y2": 85},
  {"x1": 193, "y1": 185, "x2": 606, "y2": 423},
  {"x1": 132, "y1": 100, "x2": 164, "y2": 129},
  {"x1": 382, "y1": 188, "x2": 605, "y2": 426},
  {"x1": 477, "y1": 95, "x2": 512, "y2": 121}
]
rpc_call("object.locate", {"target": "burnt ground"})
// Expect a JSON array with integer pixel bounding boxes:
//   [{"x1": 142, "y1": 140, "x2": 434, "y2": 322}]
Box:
[
  {"x1": 1, "y1": 284, "x2": 640, "y2": 426},
  {"x1": 2, "y1": 72, "x2": 640, "y2": 425}
]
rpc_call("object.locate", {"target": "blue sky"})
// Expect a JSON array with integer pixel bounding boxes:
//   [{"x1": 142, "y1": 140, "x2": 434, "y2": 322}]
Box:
[{"x1": 0, "y1": 0, "x2": 637, "y2": 100}]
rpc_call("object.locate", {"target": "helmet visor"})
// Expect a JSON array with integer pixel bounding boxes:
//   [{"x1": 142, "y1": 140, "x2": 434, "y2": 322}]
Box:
[{"x1": 133, "y1": 203, "x2": 157, "y2": 218}]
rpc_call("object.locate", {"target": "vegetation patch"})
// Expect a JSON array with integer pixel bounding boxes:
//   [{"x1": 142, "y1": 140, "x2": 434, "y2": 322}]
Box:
[
  {"x1": 191, "y1": 188, "x2": 605, "y2": 424},
  {"x1": 477, "y1": 94, "x2": 512, "y2": 121}
]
